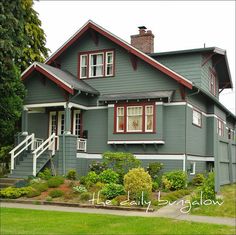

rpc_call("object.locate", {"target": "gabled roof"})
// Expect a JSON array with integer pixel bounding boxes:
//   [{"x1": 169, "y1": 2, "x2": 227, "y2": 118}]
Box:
[
  {"x1": 45, "y1": 20, "x2": 193, "y2": 90},
  {"x1": 21, "y1": 62, "x2": 99, "y2": 95},
  {"x1": 150, "y1": 47, "x2": 233, "y2": 89}
]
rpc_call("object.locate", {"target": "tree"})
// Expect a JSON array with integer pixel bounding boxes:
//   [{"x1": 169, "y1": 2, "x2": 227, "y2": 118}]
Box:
[{"x1": 0, "y1": 0, "x2": 49, "y2": 170}]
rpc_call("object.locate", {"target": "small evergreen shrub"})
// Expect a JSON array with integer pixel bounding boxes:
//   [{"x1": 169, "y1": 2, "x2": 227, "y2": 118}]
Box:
[
  {"x1": 79, "y1": 192, "x2": 91, "y2": 201},
  {"x1": 14, "y1": 180, "x2": 29, "y2": 188},
  {"x1": 146, "y1": 162, "x2": 164, "y2": 180},
  {"x1": 123, "y1": 168, "x2": 152, "y2": 199},
  {"x1": 38, "y1": 168, "x2": 52, "y2": 180},
  {"x1": 85, "y1": 171, "x2": 99, "y2": 186},
  {"x1": 45, "y1": 196, "x2": 53, "y2": 202},
  {"x1": 99, "y1": 169, "x2": 119, "y2": 184},
  {"x1": 73, "y1": 185, "x2": 87, "y2": 193},
  {"x1": 152, "y1": 181, "x2": 159, "y2": 192},
  {"x1": 101, "y1": 183, "x2": 125, "y2": 199},
  {"x1": 192, "y1": 173, "x2": 205, "y2": 186},
  {"x1": 66, "y1": 169, "x2": 77, "y2": 180},
  {"x1": 47, "y1": 176, "x2": 64, "y2": 188},
  {"x1": 114, "y1": 195, "x2": 128, "y2": 205},
  {"x1": 49, "y1": 189, "x2": 64, "y2": 198},
  {"x1": 162, "y1": 170, "x2": 187, "y2": 191},
  {"x1": 89, "y1": 161, "x2": 108, "y2": 174},
  {"x1": 0, "y1": 187, "x2": 31, "y2": 199},
  {"x1": 79, "y1": 176, "x2": 87, "y2": 185},
  {"x1": 31, "y1": 182, "x2": 48, "y2": 192},
  {"x1": 26, "y1": 188, "x2": 41, "y2": 198},
  {"x1": 200, "y1": 172, "x2": 215, "y2": 200}
]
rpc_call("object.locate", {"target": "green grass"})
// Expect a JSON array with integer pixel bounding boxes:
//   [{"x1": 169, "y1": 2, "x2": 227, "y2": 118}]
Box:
[
  {"x1": 191, "y1": 184, "x2": 236, "y2": 218},
  {"x1": 0, "y1": 208, "x2": 234, "y2": 235}
]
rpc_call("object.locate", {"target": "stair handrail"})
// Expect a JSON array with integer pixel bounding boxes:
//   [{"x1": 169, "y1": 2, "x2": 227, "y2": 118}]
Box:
[
  {"x1": 10, "y1": 133, "x2": 35, "y2": 171},
  {"x1": 32, "y1": 133, "x2": 56, "y2": 176}
]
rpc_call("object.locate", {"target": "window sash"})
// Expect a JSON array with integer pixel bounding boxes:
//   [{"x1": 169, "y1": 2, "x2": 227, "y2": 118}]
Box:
[
  {"x1": 217, "y1": 120, "x2": 224, "y2": 136},
  {"x1": 89, "y1": 53, "x2": 104, "y2": 77},
  {"x1": 192, "y1": 110, "x2": 202, "y2": 127},
  {"x1": 116, "y1": 107, "x2": 124, "y2": 132},
  {"x1": 145, "y1": 106, "x2": 154, "y2": 132},
  {"x1": 190, "y1": 162, "x2": 196, "y2": 175},
  {"x1": 105, "y1": 51, "x2": 114, "y2": 76},
  {"x1": 80, "y1": 55, "x2": 88, "y2": 78}
]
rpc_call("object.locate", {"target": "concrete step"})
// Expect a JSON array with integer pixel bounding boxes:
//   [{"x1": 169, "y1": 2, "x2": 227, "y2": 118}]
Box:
[{"x1": 0, "y1": 177, "x2": 24, "y2": 188}]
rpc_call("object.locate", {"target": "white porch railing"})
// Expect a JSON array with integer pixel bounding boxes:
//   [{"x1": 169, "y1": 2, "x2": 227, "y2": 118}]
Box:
[
  {"x1": 77, "y1": 138, "x2": 87, "y2": 152},
  {"x1": 34, "y1": 138, "x2": 44, "y2": 149},
  {"x1": 10, "y1": 133, "x2": 35, "y2": 171},
  {"x1": 32, "y1": 133, "x2": 57, "y2": 176}
]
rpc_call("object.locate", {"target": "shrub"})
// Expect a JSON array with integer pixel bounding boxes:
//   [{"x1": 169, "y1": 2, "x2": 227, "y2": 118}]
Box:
[
  {"x1": 152, "y1": 181, "x2": 159, "y2": 192},
  {"x1": 14, "y1": 180, "x2": 29, "y2": 188},
  {"x1": 146, "y1": 162, "x2": 164, "y2": 180},
  {"x1": 99, "y1": 169, "x2": 119, "y2": 184},
  {"x1": 26, "y1": 188, "x2": 41, "y2": 198},
  {"x1": 192, "y1": 173, "x2": 205, "y2": 186},
  {"x1": 73, "y1": 185, "x2": 87, "y2": 193},
  {"x1": 66, "y1": 169, "x2": 77, "y2": 180},
  {"x1": 0, "y1": 187, "x2": 31, "y2": 199},
  {"x1": 85, "y1": 171, "x2": 99, "y2": 187},
  {"x1": 47, "y1": 176, "x2": 64, "y2": 188},
  {"x1": 111, "y1": 199, "x2": 118, "y2": 206},
  {"x1": 49, "y1": 189, "x2": 64, "y2": 198},
  {"x1": 45, "y1": 196, "x2": 53, "y2": 202},
  {"x1": 79, "y1": 192, "x2": 91, "y2": 201},
  {"x1": 79, "y1": 176, "x2": 87, "y2": 185},
  {"x1": 89, "y1": 161, "x2": 108, "y2": 174},
  {"x1": 101, "y1": 183, "x2": 125, "y2": 199},
  {"x1": 63, "y1": 192, "x2": 74, "y2": 200},
  {"x1": 200, "y1": 172, "x2": 215, "y2": 200},
  {"x1": 114, "y1": 195, "x2": 128, "y2": 205},
  {"x1": 38, "y1": 168, "x2": 52, "y2": 180},
  {"x1": 31, "y1": 182, "x2": 48, "y2": 192},
  {"x1": 162, "y1": 171, "x2": 187, "y2": 191},
  {"x1": 124, "y1": 168, "x2": 152, "y2": 199},
  {"x1": 102, "y1": 152, "x2": 141, "y2": 182}
]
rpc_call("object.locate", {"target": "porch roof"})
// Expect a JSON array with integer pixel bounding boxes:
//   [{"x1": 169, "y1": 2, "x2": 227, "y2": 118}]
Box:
[{"x1": 99, "y1": 90, "x2": 174, "y2": 102}]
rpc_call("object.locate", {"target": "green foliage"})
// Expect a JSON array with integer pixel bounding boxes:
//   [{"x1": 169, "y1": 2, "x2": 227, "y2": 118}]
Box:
[
  {"x1": 99, "y1": 169, "x2": 119, "y2": 184},
  {"x1": 26, "y1": 188, "x2": 41, "y2": 198},
  {"x1": 101, "y1": 183, "x2": 125, "y2": 199},
  {"x1": 38, "y1": 168, "x2": 52, "y2": 180},
  {"x1": 89, "y1": 161, "x2": 108, "y2": 174},
  {"x1": 49, "y1": 190, "x2": 64, "y2": 198},
  {"x1": 79, "y1": 176, "x2": 87, "y2": 185},
  {"x1": 14, "y1": 180, "x2": 29, "y2": 188},
  {"x1": 0, "y1": 186, "x2": 32, "y2": 199},
  {"x1": 146, "y1": 162, "x2": 164, "y2": 180},
  {"x1": 102, "y1": 152, "x2": 140, "y2": 182},
  {"x1": 114, "y1": 195, "x2": 128, "y2": 205},
  {"x1": 85, "y1": 171, "x2": 99, "y2": 187},
  {"x1": 124, "y1": 168, "x2": 152, "y2": 199},
  {"x1": 30, "y1": 182, "x2": 48, "y2": 192},
  {"x1": 152, "y1": 181, "x2": 159, "y2": 192},
  {"x1": 66, "y1": 169, "x2": 77, "y2": 180},
  {"x1": 73, "y1": 185, "x2": 87, "y2": 193},
  {"x1": 45, "y1": 196, "x2": 52, "y2": 202},
  {"x1": 79, "y1": 192, "x2": 91, "y2": 201},
  {"x1": 162, "y1": 171, "x2": 187, "y2": 191},
  {"x1": 47, "y1": 176, "x2": 64, "y2": 188},
  {"x1": 200, "y1": 172, "x2": 215, "y2": 200},
  {"x1": 192, "y1": 173, "x2": 205, "y2": 186}
]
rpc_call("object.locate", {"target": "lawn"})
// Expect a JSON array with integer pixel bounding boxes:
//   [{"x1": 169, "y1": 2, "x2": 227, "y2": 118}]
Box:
[
  {"x1": 191, "y1": 184, "x2": 236, "y2": 218},
  {"x1": 0, "y1": 208, "x2": 234, "y2": 235}
]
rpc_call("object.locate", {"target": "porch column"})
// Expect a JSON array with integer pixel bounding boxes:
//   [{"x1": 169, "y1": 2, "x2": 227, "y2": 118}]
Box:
[
  {"x1": 21, "y1": 108, "x2": 28, "y2": 135},
  {"x1": 65, "y1": 104, "x2": 71, "y2": 134}
]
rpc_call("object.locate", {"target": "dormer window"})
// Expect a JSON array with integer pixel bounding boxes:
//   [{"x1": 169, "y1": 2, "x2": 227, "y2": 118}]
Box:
[{"x1": 79, "y1": 50, "x2": 114, "y2": 79}]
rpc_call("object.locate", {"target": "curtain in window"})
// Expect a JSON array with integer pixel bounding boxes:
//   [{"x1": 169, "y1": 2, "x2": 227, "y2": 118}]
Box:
[
  {"x1": 127, "y1": 107, "x2": 142, "y2": 131},
  {"x1": 145, "y1": 106, "x2": 153, "y2": 131}
]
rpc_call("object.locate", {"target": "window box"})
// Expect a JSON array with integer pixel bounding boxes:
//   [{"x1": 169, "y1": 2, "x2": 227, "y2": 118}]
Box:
[{"x1": 79, "y1": 49, "x2": 114, "y2": 79}]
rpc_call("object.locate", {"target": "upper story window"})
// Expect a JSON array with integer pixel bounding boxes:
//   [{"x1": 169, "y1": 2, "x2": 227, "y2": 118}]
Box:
[
  {"x1": 209, "y1": 68, "x2": 217, "y2": 96},
  {"x1": 217, "y1": 119, "x2": 224, "y2": 137},
  {"x1": 115, "y1": 103, "x2": 155, "y2": 133},
  {"x1": 192, "y1": 109, "x2": 202, "y2": 127},
  {"x1": 79, "y1": 50, "x2": 114, "y2": 79}
]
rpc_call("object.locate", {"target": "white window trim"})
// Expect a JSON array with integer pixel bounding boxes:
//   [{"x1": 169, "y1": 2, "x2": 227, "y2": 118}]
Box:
[
  {"x1": 80, "y1": 54, "x2": 88, "y2": 79},
  {"x1": 73, "y1": 110, "x2": 81, "y2": 136},
  {"x1": 49, "y1": 111, "x2": 57, "y2": 136},
  {"x1": 192, "y1": 109, "x2": 202, "y2": 127},
  {"x1": 58, "y1": 111, "x2": 65, "y2": 135},
  {"x1": 190, "y1": 162, "x2": 196, "y2": 175},
  {"x1": 145, "y1": 105, "x2": 154, "y2": 132},
  {"x1": 126, "y1": 106, "x2": 143, "y2": 132},
  {"x1": 89, "y1": 52, "x2": 104, "y2": 78},
  {"x1": 217, "y1": 119, "x2": 224, "y2": 137},
  {"x1": 116, "y1": 107, "x2": 124, "y2": 133},
  {"x1": 105, "y1": 51, "x2": 114, "y2": 77}
]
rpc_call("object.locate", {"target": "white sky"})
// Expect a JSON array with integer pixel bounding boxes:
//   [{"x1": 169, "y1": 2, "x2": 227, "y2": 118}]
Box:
[{"x1": 34, "y1": 1, "x2": 235, "y2": 114}]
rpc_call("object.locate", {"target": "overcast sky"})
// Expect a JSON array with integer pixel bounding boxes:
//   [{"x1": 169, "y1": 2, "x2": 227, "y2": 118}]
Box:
[{"x1": 34, "y1": 1, "x2": 235, "y2": 114}]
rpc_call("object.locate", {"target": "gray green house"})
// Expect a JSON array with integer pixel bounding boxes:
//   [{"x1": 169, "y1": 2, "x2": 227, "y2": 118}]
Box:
[{"x1": 10, "y1": 20, "x2": 236, "y2": 191}]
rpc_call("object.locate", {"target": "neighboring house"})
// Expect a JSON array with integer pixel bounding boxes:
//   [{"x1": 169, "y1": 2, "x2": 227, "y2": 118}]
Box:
[{"x1": 10, "y1": 20, "x2": 236, "y2": 191}]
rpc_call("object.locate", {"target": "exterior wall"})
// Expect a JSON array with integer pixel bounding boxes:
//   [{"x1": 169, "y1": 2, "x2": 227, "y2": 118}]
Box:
[
  {"x1": 24, "y1": 73, "x2": 66, "y2": 104},
  {"x1": 186, "y1": 160, "x2": 208, "y2": 181}
]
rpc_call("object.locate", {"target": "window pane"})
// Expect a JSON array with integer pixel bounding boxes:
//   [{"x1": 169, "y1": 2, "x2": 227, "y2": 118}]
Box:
[
  {"x1": 81, "y1": 55, "x2": 87, "y2": 66},
  {"x1": 193, "y1": 110, "x2": 201, "y2": 127},
  {"x1": 127, "y1": 106, "x2": 142, "y2": 131},
  {"x1": 145, "y1": 106, "x2": 153, "y2": 131},
  {"x1": 90, "y1": 53, "x2": 104, "y2": 77}
]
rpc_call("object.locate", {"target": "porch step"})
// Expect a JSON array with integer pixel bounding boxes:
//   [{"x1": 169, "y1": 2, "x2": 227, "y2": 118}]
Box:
[{"x1": 0, "y1": 178, "x2": 23, "y2": 188}]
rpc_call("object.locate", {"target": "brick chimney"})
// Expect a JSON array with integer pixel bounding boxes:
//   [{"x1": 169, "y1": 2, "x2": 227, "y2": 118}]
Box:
[{"x1": 131, "y1": 26, "x2": 154, "y2": 54}]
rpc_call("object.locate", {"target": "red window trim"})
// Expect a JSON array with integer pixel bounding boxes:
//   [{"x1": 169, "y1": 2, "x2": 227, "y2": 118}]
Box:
[
  {"x1": 114, "y1": 102, "x2": 156, "y2": 134},
  {"x1": 78, "y1": 49, "x2": 115, "y2": 79}
]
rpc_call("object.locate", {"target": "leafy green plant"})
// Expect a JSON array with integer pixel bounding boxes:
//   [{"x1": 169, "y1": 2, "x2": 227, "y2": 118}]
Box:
[
  {"x1": 30, "y1": 182, "x2": 48, "y2": 192},
  {"x1": 73, "y1": 185, "x2": 87, "y2": 193},
  {"x1": 114, "y1": 195, "x2": 128, "y2": 205},
  {"x1": 45, "y1": 196, "x2": 53, "y2": 202},
  {"x1": 47, "y1": 176, "x2": 64, "y2": 188},
  {"x1": 26, "y1": 188, "x2": 41, "y2": 198},
  {"x1": 146, "y1": 162, "x2": 164, "y2": 180},
  {"x1": 162, "y1": 171, "x2": 187, "y2": 191},
  {"x1": 124, "y1": 168, "x2": 152, "y2": 199},
  {"x1": 99, "y1": 169, "x2": 119, "y2": 184},
  {"x1": 14, "y1": 180, "x2": 29, "y2": 188},
  {"x1": 89, "y1": 161, "x2": 108, "y2": 174},
  {"x1": 101, "y1": 183, "x2": 125, "y2": 199},
  {"x1": 192, "y1": 173, "x2": 205, "y2": 186},
  {"x1": 200, "y1": 172, "x2": 215, "y2": 200},
  {"x1": 38, "y1": 168, "x2": 52, "y2": 180},
  {"x1": 79, "y1": 176, "x2": 87, "y2": 185},
  {"x1": 66, "y1": 169, "x2": 77, "y2": 180},
  {"x1": 85, "y1": 171, "x2": 99, "y2": 187},
  {"x1": 0, "y1": 187, "x2": 32, "y2": 199},
  {"x1": 152, "y1": 181, "x2": 159, "y2": 192},
  {"x1": 49, "y1": 189, "x2": 64, "y2": 198},
  {"x1": 102, "y1": 152, "x2": 141, "y2": 182},
  {"x1": 79, "y1": 192, "x2": 91, "y2": 201}
]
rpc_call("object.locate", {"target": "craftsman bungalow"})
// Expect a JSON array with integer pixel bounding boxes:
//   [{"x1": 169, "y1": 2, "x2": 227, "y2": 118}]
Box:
[{"x1": 10, "y1": 20, "x2": 236, "y2": 191}]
